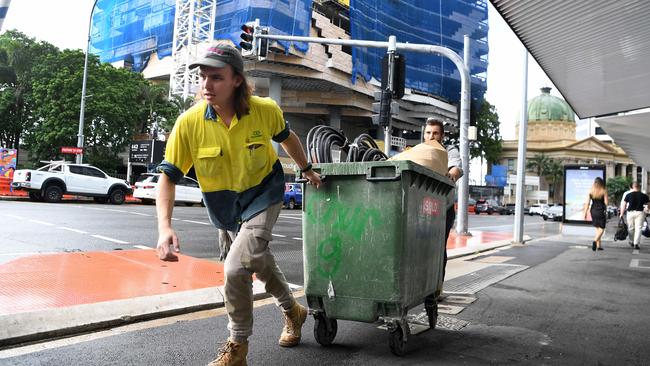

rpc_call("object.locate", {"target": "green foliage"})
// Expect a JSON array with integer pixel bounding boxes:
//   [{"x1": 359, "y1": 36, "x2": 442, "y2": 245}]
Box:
[
  {"x1": 607, "y1": 175, "x2": 632, "y2": 204},
  {"x1": 526, "y1": 154, "x2": 564, "y2": 201},
  {"x1": 0, "y1": 30, "x2": 178, "y2": 172},
  {"x1": 470, "y1": 99, "x2": 502, "y2": 164}
]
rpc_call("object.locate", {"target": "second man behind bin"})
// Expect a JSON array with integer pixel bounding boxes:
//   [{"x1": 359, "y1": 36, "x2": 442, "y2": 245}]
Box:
[{"x1": 423, "y1": 118, "x2": 463, "y2": 280}]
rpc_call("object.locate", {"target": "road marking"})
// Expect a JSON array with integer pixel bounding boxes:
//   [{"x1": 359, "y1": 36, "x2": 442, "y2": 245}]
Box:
[
  {"x1": 129, "y1": 212, "x2": 151, "y2": 217},
  {"x1": 182, "y1": 220, "x2": 211, "y2": 225},
  {"x1": 279, "y1": 215, "x2": 302, "y2": 221},
  {"x1": 133, "y1": 245, "x2": 152, "y2": 250},
  {"x1": 171, "y1": 218, "x2": 180, "y2": 221},
  {"x1": 292, "y1": 237, "x2": 302, "y2": 241},
  {"x1": 91, "y1": 235, "x2": 129, "y2": 244},
  {"x1": 272, "y1": 233, "x2": 287, "y2": 238},
  {"x1": 1, "y1": 213, "x2": 23, "y2": 220},
  {"x1": 106, "y1": 209, "x2": 128, "y2": 213},
  {"x1": 58, "y1": 227, "x2": 88, "y2": 234},
  {"x1": 29, "y1": 219, "x2": 55, "y2": 226},
  {"x1": 633, "y1": 249, "x2": 639, "y2": 255}
]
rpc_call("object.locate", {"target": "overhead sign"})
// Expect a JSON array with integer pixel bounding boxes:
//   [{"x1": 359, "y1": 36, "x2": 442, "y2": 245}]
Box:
[
  {"x1": 60, "y1": 147, "x2": 84, "y2": 154},
  {"x1": 129, "y1": 141, "x2": 153, "y2": 163}
]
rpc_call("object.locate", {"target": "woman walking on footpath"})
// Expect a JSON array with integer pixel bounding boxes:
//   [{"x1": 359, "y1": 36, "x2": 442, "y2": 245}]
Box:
[{"x1": 584, "y1": 177, "x2": 608, "y2": 251}]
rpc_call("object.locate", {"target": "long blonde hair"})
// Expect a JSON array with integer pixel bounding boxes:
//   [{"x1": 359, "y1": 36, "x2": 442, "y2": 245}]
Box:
[{"x1": 589, "y1": 177, "x2": 607, "y2": 200}]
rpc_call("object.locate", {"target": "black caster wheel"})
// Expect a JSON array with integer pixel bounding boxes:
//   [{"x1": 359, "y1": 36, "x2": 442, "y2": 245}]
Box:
[
  {"x1": 388, "y1": 322, "x2": 409, "y2": 356},
  {"x1": 314, "y1": 313, "x2": 337, "y2": 346}
]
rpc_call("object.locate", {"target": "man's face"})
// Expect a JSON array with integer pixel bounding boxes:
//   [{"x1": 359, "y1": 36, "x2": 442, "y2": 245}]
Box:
[
  {"x1": 198, "y1": 65, "x2": 242, "y2": 107},
  {"x1": 423, "y1": 124, "x2": 444, "y2": 143}
]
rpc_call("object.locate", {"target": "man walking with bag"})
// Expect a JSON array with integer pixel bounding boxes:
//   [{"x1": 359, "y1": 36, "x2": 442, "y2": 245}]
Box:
[{"x1": 620, "y1": 182, "x2": 649, "y2": 250}]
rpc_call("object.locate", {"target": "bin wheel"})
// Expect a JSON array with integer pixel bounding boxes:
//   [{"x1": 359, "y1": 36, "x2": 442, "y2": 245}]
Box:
[
  {"x1": 426, "y1": 302, "x2": 438, "y2": 329},
  {"x1": 388, "y1": 322, "x2": 409, "y2": 356},
  {"x1": 314, "y1": 313, "x2": 337, "y2": 346}
]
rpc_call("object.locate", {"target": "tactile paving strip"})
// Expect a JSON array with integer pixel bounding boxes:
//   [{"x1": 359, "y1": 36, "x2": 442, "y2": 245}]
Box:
[
  {"x1": 0, "y1": 250, "x2": 225, "y2": 315},
  {"x1": 443, "y1": 264, "x2": 528, "y2": 295}
]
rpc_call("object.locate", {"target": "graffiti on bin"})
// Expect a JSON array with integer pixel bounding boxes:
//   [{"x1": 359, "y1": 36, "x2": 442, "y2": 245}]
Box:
[{"x1": 310, "y1": 200, "x2": 382, "y2": 278}]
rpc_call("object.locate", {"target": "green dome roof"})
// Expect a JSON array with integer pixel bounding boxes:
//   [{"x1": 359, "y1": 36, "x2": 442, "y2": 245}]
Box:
[{"x1": 528, "y1": 87, "x2": 575, "y2": 122}]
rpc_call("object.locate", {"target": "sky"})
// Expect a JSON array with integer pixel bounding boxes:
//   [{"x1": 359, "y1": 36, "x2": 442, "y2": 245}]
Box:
[{"x1": 1, "y1": 1, "x2": 562, "y2": 141}]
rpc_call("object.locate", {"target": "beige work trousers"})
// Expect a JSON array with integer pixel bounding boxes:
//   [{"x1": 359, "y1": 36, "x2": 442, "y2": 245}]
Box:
[
  {"x1": 223, "y1": 202, "x2": 294, "y2": 342},
  {"x1": 627, "y1": 210, "x2": 646, "y2": 245}
]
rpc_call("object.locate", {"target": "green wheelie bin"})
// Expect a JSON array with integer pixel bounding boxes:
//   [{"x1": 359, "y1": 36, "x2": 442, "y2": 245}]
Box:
[{"x1": 301, "y1": 160, "x2": 454, "y2": 355}]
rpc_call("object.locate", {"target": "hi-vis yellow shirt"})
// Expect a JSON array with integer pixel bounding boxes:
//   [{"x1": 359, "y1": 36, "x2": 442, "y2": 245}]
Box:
[{"x1": 159, "y1": 96, "x2": 290, "y2": 231}]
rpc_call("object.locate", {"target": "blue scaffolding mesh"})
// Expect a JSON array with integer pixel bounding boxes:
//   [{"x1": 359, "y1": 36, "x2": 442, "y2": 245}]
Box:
[
  {"x1": 213, "y1": 0, "x2": 312, "y2": 53},
  {"x1": 89, "y1": 0, "x2": 487, "y2": 104},
  {"x1": 90, "y1": 0, "x2": 312, "y2": 72},
  {"x1": 350, "y1": 0, "x2": 489, "y2": 103},
  {"x1": 90, "y1": 0, "x2": 176, "y2": 72}
]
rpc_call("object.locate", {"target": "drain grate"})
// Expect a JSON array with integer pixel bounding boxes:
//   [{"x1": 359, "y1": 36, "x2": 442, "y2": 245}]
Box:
[
  {"x1": 377, "y1": 314, "x2": 469, "y2": 334},
  {"x1": 443, "y1": 264, "x2": 528, "y2": 294}
]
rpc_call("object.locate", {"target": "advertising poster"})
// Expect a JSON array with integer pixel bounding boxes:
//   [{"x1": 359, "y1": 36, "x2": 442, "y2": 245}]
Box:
[
  {"x1": 0, "y1": 148, "x2": 17, "y2": 179},
  {"x1": 564, "y1": 165, "x2": 605, "y2": 224}
]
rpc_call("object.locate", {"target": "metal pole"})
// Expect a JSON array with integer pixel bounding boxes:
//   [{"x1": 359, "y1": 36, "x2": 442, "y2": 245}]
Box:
[
  {"x1": 513, "y1": 49, "x2": 529, "y2": 244},
  {"x1": 455, "y1": 35, "x2": 471, "y2": 236},
  {"x1": 383, "y1": 35, "x2": 397, "y2": 155},
  {"x1": 77, "y1": 0, "x2": 98, "y2": 164}
]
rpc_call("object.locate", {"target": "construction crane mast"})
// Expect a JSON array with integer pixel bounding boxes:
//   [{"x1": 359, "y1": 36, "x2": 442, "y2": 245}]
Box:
[{"x1": 169, "y1": 0, "x2": 216, "y2": 100}]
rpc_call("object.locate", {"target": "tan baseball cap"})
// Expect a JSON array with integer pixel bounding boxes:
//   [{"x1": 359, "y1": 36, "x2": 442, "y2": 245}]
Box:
[{"x1": 189, "y1": 43, "x2": 244, "y2": 73}]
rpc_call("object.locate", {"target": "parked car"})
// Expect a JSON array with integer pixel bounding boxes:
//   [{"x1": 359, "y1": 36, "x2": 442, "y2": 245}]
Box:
[
  {"x1": 133, "y1": 173, "x2": 203, "y2": 206},
  {"x1": 475, "y1": 199, "x2": 500, "y2": 215},
  {"x1": 284, "y1": 183, "x2": 302, "y2": 209},
  {"x1": 454, "y1": 198, "x2": 476, "y2": 213},
  {"x1": 11, "y1": 161, "x2": 132, "y2": 204},
  {"x1": 528, "y1": 204, "x2": 549, "y2": 216},
  {"x1": 500, "y1": 203, "x2": 516, "y2": 215},
  {"x1": 606, "y1": 205, "x2": 619, "y2": 219},
  {"x1": 541, "y1": 204, "x2": 563, "y2": 221}
]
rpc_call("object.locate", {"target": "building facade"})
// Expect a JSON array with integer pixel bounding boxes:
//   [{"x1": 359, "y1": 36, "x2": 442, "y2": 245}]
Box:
[{"x1": 499, "y1": 87, "x2": 641, "y2": 204}]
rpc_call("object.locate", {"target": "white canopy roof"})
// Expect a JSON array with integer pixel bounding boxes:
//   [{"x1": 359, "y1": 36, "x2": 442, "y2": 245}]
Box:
[
  {"x1": 596, "y1": 112, "x2": 650, "y2": 171},
  {"x1": 490, "y1": 0, "x2": 650, "y2": 119}
]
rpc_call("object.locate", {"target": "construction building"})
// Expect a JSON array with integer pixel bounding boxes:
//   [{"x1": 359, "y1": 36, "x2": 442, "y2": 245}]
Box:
[{"x1": 90, "y1": 0, "x2": 489, "y2": 178}]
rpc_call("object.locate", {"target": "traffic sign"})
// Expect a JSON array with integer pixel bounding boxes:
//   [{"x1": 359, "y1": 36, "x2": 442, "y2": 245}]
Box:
[{"x1": 61, "y1": 147, "x2": 84, "y2": 154}]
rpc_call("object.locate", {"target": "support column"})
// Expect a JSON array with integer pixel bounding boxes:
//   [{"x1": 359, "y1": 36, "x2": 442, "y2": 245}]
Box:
[
  {"x1": 642, "y1": 167, "x2": 648, "y2": 194},
  {"x1": 269, "y1": 77, "x2": 282, "y2": 152},
  {"x1": 329, "y1": 107, "x2": 341, "y2": 130},
  {"x1": 605, "y1": 161, "x2": 614, "y2": 181}
]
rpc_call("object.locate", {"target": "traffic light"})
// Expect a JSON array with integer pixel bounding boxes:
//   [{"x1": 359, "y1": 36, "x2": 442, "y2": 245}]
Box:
[
  {"x1": 240, "y1": 21, "x2": 257, "y2": 57},
  {"x1": 381, "y1": 53, "x2": 406, "y2": 99},
  {"x1": 258, "y1": 27, "x2": 269, "y2": 60},
  {"x1": 371, "y1": 90, "x2": 399, "y2": 127}
]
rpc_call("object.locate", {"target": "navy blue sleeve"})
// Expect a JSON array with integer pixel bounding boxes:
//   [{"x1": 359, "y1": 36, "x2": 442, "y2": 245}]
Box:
[
  {"x1": 157, "y1": 160, "x2": 184, "y2": 184},
  {"x1": 272, "y1": 121, "x2": 291, "y2": 143}
]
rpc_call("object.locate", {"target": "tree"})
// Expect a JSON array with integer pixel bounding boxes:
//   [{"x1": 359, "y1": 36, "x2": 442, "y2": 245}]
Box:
[
  {"x1": 526, "y1": 153, "x2": 551, "y2": 177},
  {"x1": 0, "y1": 31, "x2": 58, "y2": 149},
  {"x1": 607, "y1": 175, "x2": 632, "y2": 204},
  {"x1": 471, "y1": 99, "x2": 502, "y2": 165},
  {"x1": 25, "y1": 49, "x2": 153, "y2": 172},
  {"x1": 544, "y1": 159, "x2": 564, "y2": 201}
]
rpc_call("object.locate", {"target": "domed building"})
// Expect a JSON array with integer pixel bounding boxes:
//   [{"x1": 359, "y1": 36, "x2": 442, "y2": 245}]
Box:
[{"x1": 497, "y1": 87, "x2": 636, "y2": 204}]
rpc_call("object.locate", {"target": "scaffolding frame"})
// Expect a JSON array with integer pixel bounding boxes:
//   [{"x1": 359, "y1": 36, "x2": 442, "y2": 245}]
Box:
[{"x1": 170, "y1": 0, "x2": 216, "y2": 100}]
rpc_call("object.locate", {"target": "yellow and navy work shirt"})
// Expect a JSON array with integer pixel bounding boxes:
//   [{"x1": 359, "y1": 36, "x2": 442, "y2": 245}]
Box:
[{"x1": 158, "y1": 96, "x2": 290, "y2": 231}]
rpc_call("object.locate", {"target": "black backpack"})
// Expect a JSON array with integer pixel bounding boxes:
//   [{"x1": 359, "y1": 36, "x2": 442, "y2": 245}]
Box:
[{"x1": 614, "y1": 217, "x2": 628, "y2": 241}]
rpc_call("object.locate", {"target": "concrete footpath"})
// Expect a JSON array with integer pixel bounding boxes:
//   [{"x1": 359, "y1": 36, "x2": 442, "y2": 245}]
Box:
[{"x1": 0, "y1": 201, "x2": 521, "y2": 347}]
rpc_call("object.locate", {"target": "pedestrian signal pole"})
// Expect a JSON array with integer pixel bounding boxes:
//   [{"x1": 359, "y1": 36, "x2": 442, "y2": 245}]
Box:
[{"x1": 244, "y1": 20, "x2": 472, "y2": 234}]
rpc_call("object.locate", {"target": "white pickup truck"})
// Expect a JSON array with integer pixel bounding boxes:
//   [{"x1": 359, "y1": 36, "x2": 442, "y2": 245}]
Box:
[{"x1": 11, "y1": 161, "x2": 132, "y2": 204}]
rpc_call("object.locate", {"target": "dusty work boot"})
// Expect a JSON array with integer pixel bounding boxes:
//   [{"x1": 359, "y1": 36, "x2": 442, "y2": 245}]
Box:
[
  {"x1": 278, "y1": 302, "x2": 307, "y2": 347},
  {"x1": 207, "y1": 339, "x2": 248, "y2": 366}
]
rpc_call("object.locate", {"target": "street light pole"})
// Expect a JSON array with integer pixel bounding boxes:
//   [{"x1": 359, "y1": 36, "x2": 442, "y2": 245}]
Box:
[{"x1": 77, "y1": 0, "x2": 99, "y2": 164}]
